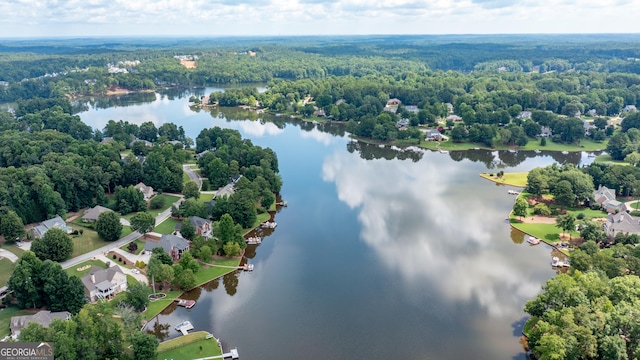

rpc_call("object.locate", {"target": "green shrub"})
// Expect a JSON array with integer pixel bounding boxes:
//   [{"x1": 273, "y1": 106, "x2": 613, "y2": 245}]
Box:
[
  {"x1": 533, "y1": 203, "x2": 552, "y2": 216},
  {"x1": 149, "y1": 196, "x2": 165, "y2": 210},
  {"x1": 576, "y1": 213, "x2": 585, "y2": 220}
]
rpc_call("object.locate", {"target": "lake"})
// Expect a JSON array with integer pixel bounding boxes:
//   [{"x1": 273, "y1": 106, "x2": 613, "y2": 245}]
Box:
[{"x1": 77, "y1": 88, "x2": 590, "y2": 360}]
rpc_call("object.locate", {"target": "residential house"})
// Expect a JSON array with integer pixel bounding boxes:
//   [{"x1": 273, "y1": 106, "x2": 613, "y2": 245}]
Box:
[
  {"x1": 190, "y1": 216, "x2": 212, "y2": 238},
  {"x1": 445, "y1": 103, "x2": 454, "y2": 114},
  {"x1": 196, "y1": 149, "x2": 212, "y2": 160},
  {"x1": 215, "y1": 183, "x2": 235, "y2": 198},
  {"x1": 623, "y1": 105, "x2": 637, "y2": 113},
  {"x1": 587, "y1": 109, "x2": 598, "y2": 117},
  {"x1": 143, "y1": 234, "x2": 190, "y2": 260},
  {"x1": 29, "y1": 215, "x2": 72, "y2": 239},
  {"x1": 604, "y1": 212, "x2": 640, "y2": 237},
  {"x1": 313, "y1": 109, "x2": 326, "y2": 117},
  {"x1": 396, "y1": 118, "x2": 410, "y2": 128},
  {"x1": 10, "y1": 310, "x2": 70, "y2": 338},
  {"x1": 383, "y1": 106, "x2": 398, "y2": 114},
  {"x1": 100, "y1": 137, "x2": 114, "y2": 144},
  {"x1": 425, "y1": 129, "x2": 444, "y2": 141},
  {"x1": 593, "y1": 185, "x2": 627, "y2": 214},
  {"x1": 134, "y1": 182, "x2": 155, "y2": 201},
  {"x1": 405, "y1": 105, "x2": 419, "y2": 114},
  {"x1": 81, "y1": 205, "x2": 112, "y2": 223},
  {"x1": 335, "y1": 99, "x2": 346, "y2": 105},
  {"x1": 446, "y1": 115, "x2": 462, "y2": 123},
  {"x1": 517, "y1": 111, "x2": 532, "y2": 119},
  {"x1": 203, "y1": 199, "x2": 216, "y2": 211},
  {"x1": 387, "y1": 98, "x2": 402, "y2": 106},
  {"x1": 583, "y1": 120, "x2": 596, "y2": 135},
  {"x1": 81, "y1": 265, "x2": 128, "y2": 303},
  {"x1": 129, "y1": 138, "x2": 153, "y2": 148},
  {"x1": 537, "y1": 127, "x2": 553, "y2": 138}
]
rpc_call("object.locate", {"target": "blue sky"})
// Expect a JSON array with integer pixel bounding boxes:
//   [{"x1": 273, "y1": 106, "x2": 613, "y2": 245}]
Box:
[{"x1": 1, "y1": 0, "x2": 638, "y2": 37}]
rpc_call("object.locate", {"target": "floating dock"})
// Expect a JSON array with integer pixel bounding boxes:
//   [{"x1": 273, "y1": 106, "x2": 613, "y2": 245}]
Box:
[
  {"x1": 239, "y1": 264, "x2": 254, "y2": 271},
  {"x1": 246, "y1": 236, "x2": 262, "y2": 245},
  {"x1": 175, "y1": 320, "x2": 194, "y2": 335}
]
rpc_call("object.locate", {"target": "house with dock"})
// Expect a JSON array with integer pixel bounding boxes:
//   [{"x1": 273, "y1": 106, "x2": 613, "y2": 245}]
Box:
[
  {"x1": 143, "y1": 234, "x2": 190, "y2": 261},
  {"x1": 604, "y1": 212, "x2": 640, "y2": 237},
  {"x1": 81, "y1": 265, "x2": 128, "y2": 302}
]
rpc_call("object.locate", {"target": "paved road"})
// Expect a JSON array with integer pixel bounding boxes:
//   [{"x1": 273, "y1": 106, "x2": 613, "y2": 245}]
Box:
[
  {"x1": 154, "y1": 193, "x2": 184, "y2": 226},
  {"x1": 60, "y1": 231, "x2": 142, "y2": 269},
  {"x1": 183, "y1": 164, "x2": 202, "y2": 190}
]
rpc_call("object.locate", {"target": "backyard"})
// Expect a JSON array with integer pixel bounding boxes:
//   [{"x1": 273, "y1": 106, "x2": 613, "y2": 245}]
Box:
[
  {"x1": 154, "y1": 218, "x2": 180, "y2": 235},
  {"x1": 0, "y1": 306, "x2": 35, "y2": 338},
  {"x1": 65, "y1": 259, "x2": 108, "y2": 278},
  {"x1": 157, "y1": 331, "x2": 222, "y2": 360},
  {"x1": 0, "y1": 258, "x2": 15, "y2": 288}
]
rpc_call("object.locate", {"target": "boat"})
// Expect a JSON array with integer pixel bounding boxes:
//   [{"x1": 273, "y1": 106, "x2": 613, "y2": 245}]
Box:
[
  {"x1": 174, "y1": 299, "x2": 196, "y2": 309},
  {"x1": 439, "y1": 149, "x2": 449, "y2": 154},
  {"x1": 508, "y1": 149, "x2": 516, "y2": 153},
  {"x1": 507, "y1": 190, "x2": 520, "y2": 195},
  {"x1": 561, "y1": 151, "x2": 569, "y2": 154},
  {"x1": 527, "y1": 237, "x2": 541, "y2": 245},
  {"x1": 534, "y1": 149, "x2": 541, "y2": 154},
  {"x1": 241, "y1": 263, "x2": 254, "y2": 271},
  {"x1": 246, "y1": 237, "x2": 262, "y2": 245},
  {"x1": 551, "y1": 256, "x2": 560, "y2": 267},
  {"x1": 260, "y1": 221, "x2": 277, "y2": 229}
]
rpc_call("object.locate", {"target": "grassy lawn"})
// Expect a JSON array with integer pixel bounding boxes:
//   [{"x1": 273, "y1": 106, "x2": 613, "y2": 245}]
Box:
[
  {"x1": 199, "y1": 192, "x2": 215, "y2": 203},
  {"x1": 594, "y1": 154, "x2": 628, "y2": 165},
  {"x1": 120, "y1": 239, "x2": 145, "y2": 255},
  {"x1": 563, "y1": 207, "x2": 607, "y2": 220},
  {"x1": 148, "y1": 194, "x2": 181, "y2": 217},
  {"x1": 191, "y1": 259, "x2": 241, "y2": 289},
  {"x1": 0, "y1": 258, "x2": 15, "y2": 288},
  {"x1": 144, "y1": 291, "x2": 182, "y2": 321},
  {"x1": 157, "y1": 331, "x2": 222, "y2": 359},
  {"x1": 65, "y1": 259, "x2": 108, "y2": 278},
  {"x1": 155, "y1": 218, "x2": 180, "y2": 235},
  {"x1": 182, "y1": 172, "x2": 190, "y2": 184},
  {"x1": 480, "y1": 172, "x2": 528, "y2": 187},
  {"x1": 0, "y1": 307, "x2": 35, "y2": 338},
  {"x1": 415, "y1": 137, "x2": 608, "y2": 152},
  {"x1": 70, "y1": 227, "x2": 109, "y2": 258},
  {"x1": 510, "y1": 220, "x2": 578, "y2": 242}
]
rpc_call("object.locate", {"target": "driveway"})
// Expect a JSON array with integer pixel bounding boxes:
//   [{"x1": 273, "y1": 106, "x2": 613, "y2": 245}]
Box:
[
  {"x1": 183, "y1": 164, "x2": 202, "y2": 190},
  {"x1": 94, "y1": 254, "x2": 149, "y2": 284},
  {"x1": 60, "y1": 231, "x2": 143, "y2": 270},
  {"x1": 0, "y1": 249, "x2": 18, "y2": 263}
]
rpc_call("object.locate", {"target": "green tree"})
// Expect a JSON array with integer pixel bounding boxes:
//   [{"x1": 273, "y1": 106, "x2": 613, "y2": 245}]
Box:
[
  {"x1": 513, "y1": 196, "x2": 528, "y2": 220},
  {"x1": 178, "y1": 251, "x2": 199, "y2": 274},
  {"x1": 223, "y1": 242, "x2": 242, "y2": 257},
  {"x1": 535, "y1": 333, "x2": 566, "y2": 360},
  {"x1": 95, "y1": 211, "x2": 123, "y2": 241},
  {"x1": 149, "y1": 195, "x2": 165, "y2": 210},
  {"x1": 0, "y1": 210, "x2": 25, "y2": 242},
  {"x1": 8, "y1": 251, "x2": 43, "y2": 309},
  {"x1": 124, "y1": 281, "x2": 152, "y2": 312},
  {"x1": 199, "y1": 245, "x2": 212, "y2": 263},
  {"x1": 556, "y1": 213, "x2": 576, "y2": 240},
  {"x1": 130, "y1": 212, "x2": 155, "y2": 233},
  {"x1": 131, "y1": 331, "x2": 159, "y2": 360},
  {"x1": 183, "y1": 180, "x2": 200, "y2": 199},
  {"x1": 172, "y1": 265, "x2": 196, "y2": 290},
  {"x1": 180, "y1": 219, "x2": 196, "y2": 240},
  {"x1": 552, "y1": 180, "x2": 575, "y2": 207},
  {"x1": 625, "y1": 151, "x2": 640, "y2": 166},
  {"x1": 31, "y1": 228, "x2": 73, "y2": 262}
]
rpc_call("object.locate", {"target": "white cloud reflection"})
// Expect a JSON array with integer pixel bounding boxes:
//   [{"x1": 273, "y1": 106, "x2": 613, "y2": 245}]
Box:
[
  {"x1": 299, "y1": 127, "x2": 334, "y2": 146},
  {"x1": 322, "y1": 150, "x2": 542, "y2": 317},
  {"x1": 237, "y1": 121, "x2": 284, "y2": 137}
]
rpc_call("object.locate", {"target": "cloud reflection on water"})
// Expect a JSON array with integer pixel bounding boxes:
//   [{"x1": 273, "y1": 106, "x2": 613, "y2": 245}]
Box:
[{"x1": 322, "y1": 150, "x2": 542, "y2": 318}]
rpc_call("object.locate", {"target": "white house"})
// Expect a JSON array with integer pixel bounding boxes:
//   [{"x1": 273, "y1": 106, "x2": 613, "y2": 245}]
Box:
[
  {"x1": 81, "y1": 265, "x2": 128, "y2": 302},
  {"x1": 134, "y1": 182, "x2": 155, "y2": 201}
]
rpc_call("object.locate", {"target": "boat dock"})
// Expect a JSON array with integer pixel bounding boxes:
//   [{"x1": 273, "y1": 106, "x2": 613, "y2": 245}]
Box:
[
  {"x1": 260, "y1": 221, "x2": 277, "y2": 229},
  {"x1": 246, "y1": 236, "x2": 262, "y2": 245},
  {"x1": 239, "y1": 263, "x2": 254, "y2": 271},
  {"x1": 174, "y1": 298, "x2": 196, "y2": 309},
  {"x1": 175, "y1": 320, "x2": 194, "y2": 335},
  {"x1": 193, "y1": 348, "x2": 239, "y2": 360}
]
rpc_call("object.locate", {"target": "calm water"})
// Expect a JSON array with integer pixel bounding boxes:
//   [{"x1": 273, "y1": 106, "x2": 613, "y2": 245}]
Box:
[{"x1": 77, "y1": 89, "x2": 592, "y2": 360}]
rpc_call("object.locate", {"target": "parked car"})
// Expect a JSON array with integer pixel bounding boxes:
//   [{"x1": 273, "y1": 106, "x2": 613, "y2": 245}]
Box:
[{"x1": 131, "y1": 269, "x2": 140, "y2": 274}]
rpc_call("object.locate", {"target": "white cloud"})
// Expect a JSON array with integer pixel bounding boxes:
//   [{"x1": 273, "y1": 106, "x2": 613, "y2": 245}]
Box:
[
  {"x1": 1, "y1": 0, "x2": 639, "y2": 36},
  {"x1": 237, "y1": 121, "x2": 284, "y2": 137},
  {"x1": 322, "y1": 150, "x2": 543, "y2": 317}
]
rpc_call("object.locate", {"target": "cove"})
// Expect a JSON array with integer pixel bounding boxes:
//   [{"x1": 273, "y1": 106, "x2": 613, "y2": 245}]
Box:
[{"x1": 77, "y1": 88, "x2": 594, "y2": 360}]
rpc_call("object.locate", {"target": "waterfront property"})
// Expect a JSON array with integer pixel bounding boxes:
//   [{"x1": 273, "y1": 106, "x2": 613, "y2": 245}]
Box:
[
  {"x1": 143, "y1": 234, "x2": 190, "y2": 260},
  {"x1": 190, "y1": 216, "x2": 212, "y2": 238},
  {"x1": 604, "y1": 212, "x2": 640, "y2": 237},
  {"x1": 81, "y1": 265, "x2": 128, "y2": 302},
  {"x1": 593, "y1": 185, "x2": 627, "y2": 214}
]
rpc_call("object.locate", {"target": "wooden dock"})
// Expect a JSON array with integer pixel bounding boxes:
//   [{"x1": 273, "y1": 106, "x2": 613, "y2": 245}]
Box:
[
  {"x1": 193, "y1": 348, "x2": 239, "y2": 360},
  {"x1": 174, "y1": 298, "x2": 196, "y2": 309}
]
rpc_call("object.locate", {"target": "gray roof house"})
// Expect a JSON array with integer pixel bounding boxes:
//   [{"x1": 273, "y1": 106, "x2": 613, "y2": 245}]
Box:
[
  {"x1": 623, "y1": 105, "x2": 637, "y2": 113},
  {"x1": 143, "y1": 234, "x2": 190, "y2": 260},
  {"x1": 190, "y1": 216, "x2": 212, "y2": 238},
  {"x1": 81, "y1": 265, "x2": 128, "y2": 303},
  {"x1": 604, "y1": 212, "x2": 640, "y2": 237},
  {"x1": 517, "y1": 111, "x2": 532, "y2": 119},
  {"x1": 81, "y1": 205, "x2": 112, "y2": 223},
  {"x1": 10, "y1": 310, "x2": 70, "y2": 337},
  {"x1": 446, "y1": 115, "x2": 462, "y2": 122},
  {"x1": 594, "y1": 185, "x2": 627, "y2": 214},
  {"x1": 134, "y1": 182, "x2": 155, "y2": 201},
  {"x1": 405, "y1": 105, "x2": 419, "y2": 114},
  {"x1": 425, "y1": 129, "x2": 443, "y2": 141},
  {"x1": 29, "y1": 215, "x2": 72, "y2": 239}
]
